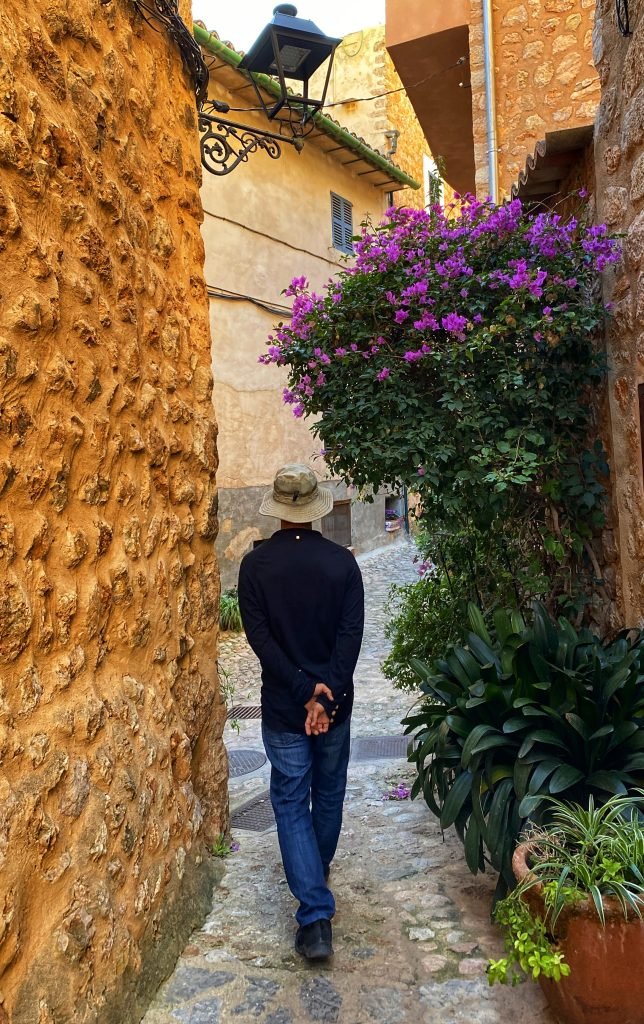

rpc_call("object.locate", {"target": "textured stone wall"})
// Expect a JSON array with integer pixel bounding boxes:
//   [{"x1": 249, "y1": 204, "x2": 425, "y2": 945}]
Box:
[
  {"x1": 318, "y1": 25, "x2": 430, "y2": 209},
  {"x1": 469, "y1": 0, "x2": 599, "y2": 198},
  {"x1": 0, "y1": 0, "x2": 226, "y2": 1020},
  {"x1": 594, "y1": 0, "x2": 644, "y2": 627}
]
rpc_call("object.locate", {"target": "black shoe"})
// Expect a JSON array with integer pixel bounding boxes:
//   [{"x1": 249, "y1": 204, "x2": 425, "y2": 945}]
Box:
[{"x1": 295, "y1": 919, "x2": 334, "y2": 961}]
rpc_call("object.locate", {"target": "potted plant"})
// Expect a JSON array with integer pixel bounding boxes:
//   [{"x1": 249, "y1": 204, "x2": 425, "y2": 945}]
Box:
[{"x1": 489, "y1": 793, "x2": 644, "y2": 1024}]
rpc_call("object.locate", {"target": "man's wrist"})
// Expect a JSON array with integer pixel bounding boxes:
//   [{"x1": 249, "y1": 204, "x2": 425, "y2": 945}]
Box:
[{"x1": 317, "y1": 692, "x2": 334, "y2": 714}]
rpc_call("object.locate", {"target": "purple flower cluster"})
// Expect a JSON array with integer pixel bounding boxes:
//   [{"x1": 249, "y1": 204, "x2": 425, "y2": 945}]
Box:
[
  {"x1": 258, "y1": 195, "x2": 620, "y2": 416},
  {"x1": 382, "y1": 783, "x2": 412, "y2": 801}
]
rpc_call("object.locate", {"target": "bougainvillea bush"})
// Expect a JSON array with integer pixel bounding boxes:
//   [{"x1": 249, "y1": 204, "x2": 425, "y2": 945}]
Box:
[{"x1": 262, "y1": 197, "x2": 619, "y2": 613}]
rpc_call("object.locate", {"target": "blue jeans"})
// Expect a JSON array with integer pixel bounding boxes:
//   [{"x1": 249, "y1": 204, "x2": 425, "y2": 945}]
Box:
[{"x1": 262, "y1": 717, "x2": 351, "y2": 926}]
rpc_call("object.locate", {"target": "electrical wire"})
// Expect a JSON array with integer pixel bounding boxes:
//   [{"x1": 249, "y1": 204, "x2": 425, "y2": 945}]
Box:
[
  {"x1": 207, "y1": 285, "x2": 292, "y2": 318},
  {"x1": 323, "y1": 56, "x2": 468, "y2": 108},
  {"x1": 202, "y1": 53, "x2": 469, "y2": 115}
]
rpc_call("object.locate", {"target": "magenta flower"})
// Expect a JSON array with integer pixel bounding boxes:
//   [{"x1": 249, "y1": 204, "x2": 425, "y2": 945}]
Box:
[{"x1": 377, "y1": 367, "x2": 391, "y2": 381}]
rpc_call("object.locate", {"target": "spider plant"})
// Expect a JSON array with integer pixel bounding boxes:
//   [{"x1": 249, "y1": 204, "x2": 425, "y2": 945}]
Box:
[{"x1": 489, "y1": 791, "x2": 644, "y2": 986}]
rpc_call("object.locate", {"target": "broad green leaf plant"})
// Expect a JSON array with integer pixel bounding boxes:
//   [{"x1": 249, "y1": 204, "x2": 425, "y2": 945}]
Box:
[{"x1": 402, "y1": 603, "x2": 644, "y2": 896}]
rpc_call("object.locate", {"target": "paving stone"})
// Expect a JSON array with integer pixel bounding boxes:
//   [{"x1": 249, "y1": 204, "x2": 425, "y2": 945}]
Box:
[
  {"x1": 161, "y1": 966, "x2": 234, "y2": 1003},
  {"x1": 299, "y1": 977, "x2": 343, "y2": 1022},
  {"x1": 421, "y1": 955, "x2": 449, "y2": 973},
  {"x1": 264, "y1": 1010, "x2": 293, "y2": 1024},
  {"x1": 362, "y1": 986, "x2": 405, "y2": 1024},
  {"x1": 170, "y1": 997, "x2": 222, "y2": 1023},
  {"x1": 459, "y1": 958, "x2": 491, "y2": 976},
  {"x1": 231, "y1": 976, "x2": 280, "y2": 1016}
]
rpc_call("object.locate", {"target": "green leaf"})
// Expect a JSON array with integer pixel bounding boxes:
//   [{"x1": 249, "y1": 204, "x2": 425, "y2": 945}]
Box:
[
  {"x1": 464, "y1": 816, "x2": 482, "y2": 874},
  {"x1": 548, "y1": 765, "x2": 584, "y2": 794},
  {"x1": 440, "y1": 770, "x2": 474, "y2": 829},
  {"x1": 528, "y1": 760, "x2": 560, "y2": 794},
  {"x1": 587, "y1": 771, "x2": 628, "y2": 795},
  {"x1": 518, "y1": 793, "x2": 544, "y2": 818},
  {"x1": 486, "y1": 779, "x2": 514, "y2": 863},
  {"x1": 461, "y1": 724, "x2": 498, "y2": 768},
  {"x1": 468, "y1": 604, "x2": 492, "y2": 644}
]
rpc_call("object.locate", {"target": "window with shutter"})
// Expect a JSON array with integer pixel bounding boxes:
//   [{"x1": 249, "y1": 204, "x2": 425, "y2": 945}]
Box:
[
  {"x1": 331, "y1": 192, "x2": 353, "y2": 255},
  {"x1": 320, "y1": 500, "x2": 352, "y2": 547}
]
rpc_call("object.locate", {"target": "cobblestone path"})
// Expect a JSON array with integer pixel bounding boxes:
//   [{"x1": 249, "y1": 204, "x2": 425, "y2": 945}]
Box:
[{"x1": 143, "y1": 541, "x2": 553, "y2": 1024}]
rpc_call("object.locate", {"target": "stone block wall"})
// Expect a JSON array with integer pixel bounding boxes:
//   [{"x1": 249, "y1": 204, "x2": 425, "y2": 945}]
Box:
[
  {"x1": 0, "y1": 0, "x2": 226, "y2": 1020},
  {"x1": 318, "y1": 25, "x2": 430, "y2": 209},
  {"x1": 469, "y1": 0, "x2": 599, "y2": 198},
  {"x1": 594, "y1": 0, "x2": 644, "y2": 627}
]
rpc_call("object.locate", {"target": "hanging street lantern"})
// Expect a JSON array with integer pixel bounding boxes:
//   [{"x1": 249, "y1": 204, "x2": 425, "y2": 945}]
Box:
[
  {"x1": 130, "y1": 0, "x2": 341, "y2": 175},
  {"x1": 239, "y1": 4, "x2": 341, "y2": 123}
]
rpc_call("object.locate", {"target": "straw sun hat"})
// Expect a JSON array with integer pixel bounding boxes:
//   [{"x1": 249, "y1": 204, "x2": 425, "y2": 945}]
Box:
[{"x1": 259, "y1": 464, "x2": 334, "y2": 523}]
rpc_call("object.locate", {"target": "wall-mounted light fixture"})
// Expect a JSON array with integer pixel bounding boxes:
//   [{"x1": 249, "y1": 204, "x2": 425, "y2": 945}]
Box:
[
  {"x1": 132, "y1": 0, "x2": 340, "y2": 175},
  {"x1": 384, "y1": 129, "x2": 400, "y2": 158},
  {"x1": 200, "y1": 5, "x2": 341, "y2": 175}
]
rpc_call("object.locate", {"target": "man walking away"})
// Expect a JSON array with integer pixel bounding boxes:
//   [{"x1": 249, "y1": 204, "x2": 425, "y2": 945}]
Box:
[{"x1": 238, "y1": 464, "x2": 364, "y2": 962}]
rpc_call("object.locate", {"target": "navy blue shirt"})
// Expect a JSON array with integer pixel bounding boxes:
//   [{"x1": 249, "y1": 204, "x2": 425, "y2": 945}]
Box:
[{"x1": 238, "y1": 528, "x2": 364, "y2": 733}]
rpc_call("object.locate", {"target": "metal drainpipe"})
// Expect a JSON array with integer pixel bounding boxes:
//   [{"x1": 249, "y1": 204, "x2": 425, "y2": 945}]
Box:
[{"x1": 481, "y1": 0, "x2": 499, "y2": 203}]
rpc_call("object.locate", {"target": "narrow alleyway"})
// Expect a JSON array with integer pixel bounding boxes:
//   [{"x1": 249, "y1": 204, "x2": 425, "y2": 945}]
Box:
[{"x1": 143, "y1": 542, "x2": 553, "y2": 1024}]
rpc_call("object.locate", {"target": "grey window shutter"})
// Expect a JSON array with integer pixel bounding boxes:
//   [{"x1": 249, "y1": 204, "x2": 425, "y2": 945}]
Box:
[
  {"x1": 331, "y1": 193, "x2": 353, "y2": 254},
  {"x1": 342, "y1": 197, "x2": 353, "y2": 252}
]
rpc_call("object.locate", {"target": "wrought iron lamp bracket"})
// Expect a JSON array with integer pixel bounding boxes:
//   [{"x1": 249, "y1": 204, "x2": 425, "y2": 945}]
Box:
[
  {"x1": 131, "y1": 0, "x2": 324, "y2": 175},
  {"x1": 199, "y1": 113, "x2": 300, "y2": 176}
]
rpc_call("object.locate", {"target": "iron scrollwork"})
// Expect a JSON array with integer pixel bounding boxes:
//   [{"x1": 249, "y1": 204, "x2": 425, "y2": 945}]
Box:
[
  {"x1": 199, "y1": 114, "x2": 284, "y2": 176},
  {"x1": 616, "y1": 0, "x2": 632, "y2": 36}
]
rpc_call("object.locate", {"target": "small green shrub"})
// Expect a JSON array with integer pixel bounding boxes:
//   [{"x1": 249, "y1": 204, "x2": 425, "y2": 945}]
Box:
[
  {"x1": 220, "y1": 588, "x2": 243, "y2": 632},
  {"x1": 383, "y1": 573, "x2": 466, "y2": 691},
  {"x1": 383, "y1": 524, "x2": 546, "y2": 692},
  {"x1": 403, "y1": 603, "x2": 644, "y2": 896},
  {"x1": 212, "y1": 833, "x2": 240, "y2": 857}
]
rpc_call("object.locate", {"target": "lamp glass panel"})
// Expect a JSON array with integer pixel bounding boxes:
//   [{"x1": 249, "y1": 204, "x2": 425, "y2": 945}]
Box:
[{"x1": 270, "y1": 44, "x2": 312, "y2": 75}]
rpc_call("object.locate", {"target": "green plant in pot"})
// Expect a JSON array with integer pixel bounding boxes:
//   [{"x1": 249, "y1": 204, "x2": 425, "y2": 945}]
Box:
[
  {"x1": 403, "y1": 603, "x2": 644, "y2": 897},
  {"x1": 489, "y1": 793, "x2": 644, "y2": 1024}
]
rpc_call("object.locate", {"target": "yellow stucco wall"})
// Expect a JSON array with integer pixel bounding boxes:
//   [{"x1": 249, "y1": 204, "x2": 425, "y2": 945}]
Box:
[
  {"x1": 200, "y1": 72, "x2": 389, "y2": 492},
  {"x1": 469, "y1": 0, "x2": 599, "y2": 199}
]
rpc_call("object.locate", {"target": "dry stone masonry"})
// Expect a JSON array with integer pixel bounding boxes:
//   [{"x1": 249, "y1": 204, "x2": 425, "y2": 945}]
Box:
[
  {"x1": 0, "y1": 0, "x2": 226, "y2": 1020},
  {"x1": 469, "y1": 0, "x2": 599, "y2": 198},
  {"x1": 594, "y1": 0, "x2": 644, "y2": 626}
]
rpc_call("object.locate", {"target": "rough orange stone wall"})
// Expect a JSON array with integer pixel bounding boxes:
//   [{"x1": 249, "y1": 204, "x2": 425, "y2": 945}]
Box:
[
  {"x1": 0, "y1": 0, "x2": 226, "y2": 1020},
  {"x1": 469, "y1": 0, "x2": 599, "y2": 199},
  {"x1": 594, "y1": 0, "x2": 644, "y2": 627}
]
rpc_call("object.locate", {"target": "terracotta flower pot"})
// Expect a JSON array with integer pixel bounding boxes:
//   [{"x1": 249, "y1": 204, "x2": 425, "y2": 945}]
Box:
[{"x1": 512, "y1": 842, "x2": 644, "y2": 1024}]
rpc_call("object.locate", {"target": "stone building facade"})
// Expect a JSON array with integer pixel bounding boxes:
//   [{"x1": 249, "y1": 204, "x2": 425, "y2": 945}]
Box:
[
  {"x1": 0, "y1": 0, "x2": 226, "y2": 1020},
  {"x1": 386, "y1": 0, "x2": 599, "y2": 201},
  {"x1": 594, "y1": 0, "x2": 644, "y2": 626},
  {"x1": 316, "y1": 25, "x2": 432, "y2": 210},
  {"x1": 468, "y1": 0, "x2": 598, "y2": 198}
]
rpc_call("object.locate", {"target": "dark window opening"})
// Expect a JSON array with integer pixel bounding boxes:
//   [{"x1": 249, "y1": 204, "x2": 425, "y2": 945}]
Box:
[{"x1": 321, "y1": 499, "x2": 352, "y2": 547}]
